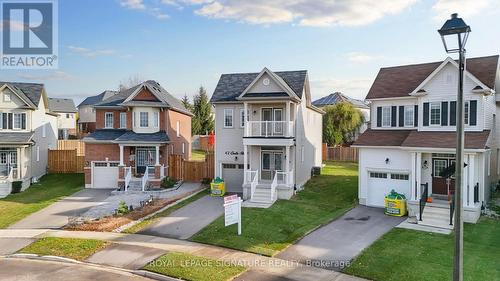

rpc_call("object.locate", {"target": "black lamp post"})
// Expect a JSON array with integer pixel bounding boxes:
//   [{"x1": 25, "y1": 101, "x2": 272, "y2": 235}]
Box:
[{"x1": 438, "y1": 13, "x2": 471, "y2": 281}]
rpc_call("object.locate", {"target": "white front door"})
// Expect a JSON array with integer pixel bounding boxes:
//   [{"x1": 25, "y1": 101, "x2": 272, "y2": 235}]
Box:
[{"x1": 92, "y1": 162, "x2": 119, "y2": 189}]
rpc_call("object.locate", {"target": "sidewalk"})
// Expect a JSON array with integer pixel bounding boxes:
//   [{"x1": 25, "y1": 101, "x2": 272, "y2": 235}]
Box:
[{"x1": 0, "y1": 228, "x2": 366, "y2": 281}]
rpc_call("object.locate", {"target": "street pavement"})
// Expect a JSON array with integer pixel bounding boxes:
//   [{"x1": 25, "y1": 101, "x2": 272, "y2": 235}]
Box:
[
  {"x1": 277, "y1": 205, "x2": 405, "y2": 271},
  {"x1": 139, "y1": 195, "x2": 224, "y2": 239}
]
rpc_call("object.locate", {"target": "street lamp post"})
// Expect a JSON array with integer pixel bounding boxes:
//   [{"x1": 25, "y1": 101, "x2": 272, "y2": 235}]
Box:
[{"x1": 438, "y1": 13, "x2": 471, "y2": 281}]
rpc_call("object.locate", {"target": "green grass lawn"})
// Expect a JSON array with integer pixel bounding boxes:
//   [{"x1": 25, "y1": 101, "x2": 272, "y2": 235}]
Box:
[
  {"x1": 143, "y1": 252, "x2": 247, "y2": 281},
  {"x1": 191, "y1": 150, "x2": 207, "y2": 161},
  {"x1": 345, "y1": 218, "x2": 500, "y2": 281},
  {"x1": 0, "y1": 173, "x2": 84, "y2": 228},
  {"x1": 191, "y1": 161, "x2": 358, "y2": 256},
  {"x1": 19, "y1": 237, "x2": 108, "y2": 261},
  {"x1": 123, "y1": 189, "x2": 209, "y2": 234}
]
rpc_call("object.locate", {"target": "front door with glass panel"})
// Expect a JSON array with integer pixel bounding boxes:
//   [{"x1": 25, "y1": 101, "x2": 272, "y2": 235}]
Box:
[
  {"x1": 432, "y1": 158, "x2": 455, "y2": 195},
  {"x1": 0, "y1": 151, "x2": 17, "y2": 177},
  {"x1": 261, "y1": 151, "x2": 283, "y2": 181},
  {"x1": 136, "y1": 148, "x2": 156, "y2": 174}
]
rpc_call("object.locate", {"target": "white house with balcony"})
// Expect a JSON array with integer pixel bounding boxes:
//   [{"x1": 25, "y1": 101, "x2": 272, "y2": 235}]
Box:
[
  {"x1": 211, "y1": 68, "x2": 324, "y2": 207},
  {"x1": 353, "y1": 55, "x2": 499, "y2": 228},
  {"x1": 0, "y1": 82, "x2": 58, "y2": 198}
]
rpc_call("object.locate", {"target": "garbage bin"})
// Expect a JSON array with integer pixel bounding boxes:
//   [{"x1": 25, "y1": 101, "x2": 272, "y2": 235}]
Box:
[
  {"x1": 384, "y1": 189, "x2": 407, "y2": 216},
  {"x1": 210, "y1": 177, "x2": 225, "y2": 196}
]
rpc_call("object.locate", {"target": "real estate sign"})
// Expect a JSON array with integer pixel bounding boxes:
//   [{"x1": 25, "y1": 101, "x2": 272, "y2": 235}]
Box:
[{"x1": 224, "y1": 195, "x2": 242, "y2": 235}]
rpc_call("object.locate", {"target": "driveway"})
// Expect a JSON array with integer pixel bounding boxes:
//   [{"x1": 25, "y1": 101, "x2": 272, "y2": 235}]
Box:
[
  {"x1": 277, "y1": 205, "x2": 405, "y2": 271},
  {"x1": 8, "y1": 189, "x2": 112, "y2": 229},
  {"x1": 139, "y1": 195, "x2": 223, "y2": 239}
]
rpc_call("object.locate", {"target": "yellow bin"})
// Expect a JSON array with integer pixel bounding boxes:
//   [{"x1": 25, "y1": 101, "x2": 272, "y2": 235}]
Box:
[
  {"x1": 210, "y1": 181, "x2": 225, "y2": 196},
  {"x1": 384, "y1": 197, "x2": 407, "y2": 216}
]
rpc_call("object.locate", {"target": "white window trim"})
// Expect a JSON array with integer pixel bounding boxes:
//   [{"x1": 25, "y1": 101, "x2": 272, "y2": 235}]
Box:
[
  {"x1": 42, "y1": 122, "x2": 46, "y2": 138},
  {"x1": 404, "y1": 106, "x2": 414, "y2": 127},
  {"x1": 36, "y1": 146, "x2": 40, "y2": 162},
  {"x1": 429, "y1": 102, "x2": 441, "y2": 126},
  {"x1": 119, "y1": 112, "x2": 127, "y2": 129},
  {"x1": 182, "y1": 143, "x2": 185, "y2": 154},
  {"x1": 105, "y1": 112, "x2": 114, "y2": 129},
  {"x1": 13, "y1": 113, "x2": 22, "y2": 130},
  {"x1": 0, "y1": 112, "x2": 3, "y2": 130},
  {"x1": 4, "y1": 93, "x2": 11, "y2": 102},
  {"x1": 464, "y1": 101, "x2": 470, "y2": 125},
  {"x1": 153, "y1": 112, "x2": 159, "y2": 128},
  {"x1": 240, "y1": 108, "x2": 245, "y2": 128},
  {"x1": 139, "y1": 112, "x2": 149, "y2": 128},
  {"x1": 381, "y1": 106, "x2": 391, "y2": 127},
  {"x1": 176, "y1": 121, "x2": 180, "y2": 137},
  {"x1": 224, "y1": 109, "x2": 233, "y2": 128}
]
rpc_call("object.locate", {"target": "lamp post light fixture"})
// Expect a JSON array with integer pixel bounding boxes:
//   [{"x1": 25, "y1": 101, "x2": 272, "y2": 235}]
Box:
[{"x1": 438, "y1": 13, "x2": 471, "y2": 281}]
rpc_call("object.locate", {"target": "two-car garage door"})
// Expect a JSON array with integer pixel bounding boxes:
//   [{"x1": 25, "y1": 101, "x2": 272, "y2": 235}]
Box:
[
  {"x1": 92, "y1": 161, "x2": 119, "y2": 189},
  {"x1": 367, "y1": 171, "x2": 410, "y2": 207}
]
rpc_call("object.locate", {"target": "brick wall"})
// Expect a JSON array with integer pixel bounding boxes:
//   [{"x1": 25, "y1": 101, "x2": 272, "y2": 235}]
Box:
[
  {"x1": 162, "y1": 109, "x2": 192, "y2": 159},
  {"x1": 95, "y1": 109, "x2": 127, "y2": 129}
]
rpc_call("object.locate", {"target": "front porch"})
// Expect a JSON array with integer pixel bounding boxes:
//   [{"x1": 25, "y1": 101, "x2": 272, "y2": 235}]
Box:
[{"x1": 0, "y1": 146, "x2": 30, "y2": 198}]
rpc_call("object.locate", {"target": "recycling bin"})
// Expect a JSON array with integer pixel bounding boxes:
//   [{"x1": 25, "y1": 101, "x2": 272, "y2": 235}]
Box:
[
  {"x1": 210, "y1": 177, "x2": 225, "y2": 196},
  {"x1": 384, "y1": 190, "x2": 407, "y2": 216}
]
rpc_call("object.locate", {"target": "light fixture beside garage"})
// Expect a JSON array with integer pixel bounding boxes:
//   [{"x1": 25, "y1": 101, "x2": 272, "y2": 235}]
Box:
[
  {"x1": 422, "y1": 160, "x2": 429, "y2": 169},
  {"x1": 385, "y1": 158, "x2": 390, "y2": 164}
]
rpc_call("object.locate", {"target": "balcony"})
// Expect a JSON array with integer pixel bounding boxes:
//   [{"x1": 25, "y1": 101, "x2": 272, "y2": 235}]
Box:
[{"x1": 245, "y1": 121, "x2": 294, "y2": 138}]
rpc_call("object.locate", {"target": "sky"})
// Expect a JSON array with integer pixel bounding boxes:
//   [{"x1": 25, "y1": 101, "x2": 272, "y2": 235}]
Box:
[{"x1": 1, "y1": 0, "x2": 499, "y2": 105}]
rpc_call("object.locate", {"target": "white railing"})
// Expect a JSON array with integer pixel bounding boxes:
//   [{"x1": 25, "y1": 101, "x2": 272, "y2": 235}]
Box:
[
  {"x1": 141, "y1": 166, "x2": 150, "y2": 191},
  {"x1": 271, "y1": 171, "x2": 278, "y2": 201},
  {"x1": 7, "y1": 168, "x2": 14, "y2": 181},
  {"x1": 276, "y1": 170, "x2": 293, "y2": 186},
  {"x1": 246, "y1": 170, "x2": 258, "y2": 199},
  {"x1": 246, "y1": 121, "x2": 294, "y2": 138},
  {"x1": 124, "y1": 167, "x2": 132, "y2": 192}
]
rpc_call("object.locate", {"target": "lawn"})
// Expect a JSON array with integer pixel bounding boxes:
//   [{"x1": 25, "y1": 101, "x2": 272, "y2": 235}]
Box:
[
  {"x1": 0, "y1": 173, "x2": 84, "y2": 228},
  {"x1": 19, "y1": 237, "x2": 108, "y2": 261},
  {"x1": 345, "y1": 218, "x2": 500, "y2": 281},
  {"x1": 191, "y1": 161, "x2": 358, "y2": 256},
  {"x1": 143, "y1": 252, "x2": 247, "y2": 281},
  {"x1": 191, "y1": 150, "x2": 207, "y2": 161}
]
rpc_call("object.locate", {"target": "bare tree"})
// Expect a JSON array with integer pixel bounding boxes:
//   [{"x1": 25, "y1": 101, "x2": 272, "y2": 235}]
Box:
[{"x1": 118, "y1": 75, "x2": 144, "y2": 91}]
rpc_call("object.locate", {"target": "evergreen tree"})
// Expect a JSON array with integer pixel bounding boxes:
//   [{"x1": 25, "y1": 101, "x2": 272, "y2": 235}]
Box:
[
  {"x1": 192, "y1": 86, "x2": 214, "y2": 135},
  {"x1": 322, "y1": 102, "x2": 364, "y2": 146},
  {"x1": 181, "y1": 94, "x2": 193, "y2": 112}
]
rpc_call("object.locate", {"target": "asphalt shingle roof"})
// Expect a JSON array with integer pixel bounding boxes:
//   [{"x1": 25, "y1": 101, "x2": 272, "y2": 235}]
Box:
[
  {"x1": 0, "y1": 132, "x2": 35, "y2": 144},
  {"x1": 0, "y1": 82, "x2": 44, "y2": 107},
  {"x1": 210, "y1": 70, "x2": 307, "y2": 102},
  {"x1": 312, "y1": 92, "x2": 368, "y2": 109},
  {"x1": 82, "y1": 129, "x2": 127, "y2": 142},
  {"x1": 78, "y1": 90, "x2": 118, "y2": 107},
  {"x1": 115, "y1": 130, "x2": 169, "y2": 143},
  {"x1": 48, "y1": 98, "x2": 77, "y2": 113}
]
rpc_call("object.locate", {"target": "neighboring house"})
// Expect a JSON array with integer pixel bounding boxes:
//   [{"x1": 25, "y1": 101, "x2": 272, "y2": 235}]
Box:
[
  {"x1": 210, "y1": 68, "x2": 324, "y2": 206},
  {"x1": 77, "y1": 90, "x2": 118, "y2": 135},
  {"x1": 313, "y1": 92, "x2": 370, "y2": 137},
  {"x1": 82, "y1": 80, "x2": 192, "y2": 189},
  {"x1": 0, "y1": 82, "x2": 57, "y2": 198},
  {"x1": 353, "y1": 55, "x2": 499, "y2": 226},
  {"x1": 48, "y1": 98, "x2": 77, "y2": 139}
]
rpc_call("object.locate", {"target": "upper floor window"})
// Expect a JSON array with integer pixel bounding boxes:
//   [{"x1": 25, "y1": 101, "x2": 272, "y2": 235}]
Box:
[
  {"x1": 464, "y1": 101, "x2": 469, "y2": 125},
  {"x1": 404, "y1": 106, "x2": 414, "y2": 127},
  {"x1": 430, "y1": 103, "x2": 441, "y2": 125},
  {"x1": 153, "y1": 112, "x2": 159, "y2": 128},
  {"x1": 139, "y1": 112, "x2": 149, "y2": 127},
  {"x1": 3, "y1": 93, "x2": 11, "y2": 102},
  {"x1": 66, "y1": 113, "x2": 71, "y2": 119},
  {"x1": 240, "y1": 109, "x2": 246, "y2": 128},
  {"x1": 120, "y1": 112, "x2": 127, "y2": 128},
  {"x1": 176, "y1": 121, "x2": 180, "y2": 137},
  {"x1": 224, "y1": 109, "x2": 233, "y2": 128},
  {"x1": 381, "y1": 107, "x2": 391, "y2": 127},
  {"x1": 13, "y1": 113, "x2": 22, "y2": 129},
  {"x1": 105, "y1": 112, "x2": 113, "y2": 128}
]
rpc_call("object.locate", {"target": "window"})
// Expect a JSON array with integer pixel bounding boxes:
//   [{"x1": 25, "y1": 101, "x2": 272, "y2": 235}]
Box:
[
  {"x1": 430, "y1": 103, "x2": 441, "y2": 125},
  {"x1": 176, "y1": 121, "x2": 180, "y2": 137},
  {"x1": 3, "y1": 93, "x2": 11, "y2": 102},
  {"x1": 381, "y1": 107, "x2": 391, "y2": 127},
  {"x1": 224, "y1": 109, "x2": 233, "y2": 128},
  {"x1": 94, "y1": 162, "x2": 108, "y2": 167},
  {"x1": 42, "y1": 122, "x2": 46, "y2": 137},
  {"x1": 182, "y1": 143, "x2": 185, "y2": 154},
  {"x1": 139, "y1": 112, "x2": 148, "y2": 127},
  {"x1": 36, "y1": 146, "x2": 40, "y2": 162},
  {"x1": 433, "y1": 159, "x2": 447, "y2": 177},
  {"x1": 240, "y1": 108, "x2": 245, "y2": 128},
  {"x1": 13, "y1": 113, "x2": 22, "y2": 129},
  {"x1": 391, "y1": 173, "x2": 409, "y2": 180},
  {"x1": 153, "y1": 112, "x2": 159, "y2": 128},
  {"x1": 404, "y1": 106, "x2": 414, "y2": 127},
  {"x1": 171, "y1": 144, "x2": 174, "y2": 154},
  {"x1": 66, "y1": 113, "x2": 70, "y2": 118},
  {"x1": 133, "y1": 112, "x2": 136, "y2": 127},
  {"x1": 105, "y1": 112, "x2": 113, "y2": 128},
  {"x1": 120, "y1": 112, "x2": 127, "y2": 128},
  {"x1": 464, "y1": 101, "x2": 470, "y2": 125},
  {"x1": 370, "y1": 172, "x2": 387, "y2": 178}
]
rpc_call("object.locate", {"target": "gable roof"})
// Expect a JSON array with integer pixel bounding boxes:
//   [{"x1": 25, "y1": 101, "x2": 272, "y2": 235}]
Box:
[
  {"x1": 366, "y1": 55, "x2": 499, "y2": 100},
  {"x1": 78, "y1": 90, "x2": 118, "y2": 107},
  {"x1": 0, "y1": 81, "x2": 45, "y2": 107},
  {"x1": 48, "y1": 98, "x2": 77, "y2": 113},
  {"x1": 312, "y1": 92, "x2": 368, "y2": 109},
  {"x1": 210, "y1": 70, "x2": 307, "y2": 103}
]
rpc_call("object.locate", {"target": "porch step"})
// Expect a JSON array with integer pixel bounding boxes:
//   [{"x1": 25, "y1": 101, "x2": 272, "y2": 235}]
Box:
[
  {"x1": 248, "y1": 186, "x2": 276, "y2": 204},
  {"x1": 418, "y1": 205, "x2": 454, "y2": 230},
  {"x1": 427, "y1": 199, "x2": 451, "y2": 209}
]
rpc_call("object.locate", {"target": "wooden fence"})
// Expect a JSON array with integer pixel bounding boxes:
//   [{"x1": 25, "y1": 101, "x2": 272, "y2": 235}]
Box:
[
  {"x1": 57, "y1": 140, "x2": 85, "y2": 156},
  {"x1": 323, "y1": 145, "x2": 359, "y2": 162},
  {"x1": 168, "y1": 153, "x2": 214, "y2": 182},
  {"x1": 48, "y1": 149, "x2": 85, "y2": 173}
]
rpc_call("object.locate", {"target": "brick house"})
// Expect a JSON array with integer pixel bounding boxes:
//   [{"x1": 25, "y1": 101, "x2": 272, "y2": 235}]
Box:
[{"x1": 82, "y1": 80, "x2": 192, "y2": 189}]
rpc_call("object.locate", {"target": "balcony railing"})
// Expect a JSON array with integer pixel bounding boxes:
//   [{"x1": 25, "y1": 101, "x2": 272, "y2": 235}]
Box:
[{"x1": 245, "y1": 121, "x2": 294, "y2": 138}]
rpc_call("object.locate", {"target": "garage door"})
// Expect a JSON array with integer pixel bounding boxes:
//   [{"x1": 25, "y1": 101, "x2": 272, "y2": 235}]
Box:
[
  {"x1": 367, "y1": 171, "x2": 410, "y2": 207},
  {"x1": 222, "y1": 164, "x2": 244, "y2": 193},
  {"x1": 92, "y1": 162, "x2": 119, "y2": 189}
]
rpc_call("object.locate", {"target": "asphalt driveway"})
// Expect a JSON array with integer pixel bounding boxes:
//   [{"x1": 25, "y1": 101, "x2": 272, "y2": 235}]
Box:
[
  {"x1": 277, "y1": 205, "x2": 405, "y2": 271},
  {"x1": 8, "y1": 189, "x2": 112, "y2": 229}
]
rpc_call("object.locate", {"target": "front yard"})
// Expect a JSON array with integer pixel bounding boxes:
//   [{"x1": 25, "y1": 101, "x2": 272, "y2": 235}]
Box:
[
  {"x1": 191, "y1": 161, "x2": 358, "y2": 256},
  {"x1": 20, "y1": 237, "x2": 108, "y2": 261},
  {"x1": 345, "y1": 218, "x2": 500, "y2": 281},
  {"x1": 0, "y1": 174, "x2": 84, "y2": 228}
]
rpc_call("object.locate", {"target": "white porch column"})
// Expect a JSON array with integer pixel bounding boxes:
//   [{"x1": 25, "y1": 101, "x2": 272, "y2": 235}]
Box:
[
  {"x1": 285, "y1": 145, "x2": 290, "y2": 185},
  {"x1": 244, "y1": 102, "x2": 248, "y2": 137},
  {"x1": 19, "y1": 147, "x2": 24, "y2": 179},
  {"x1": 16, "y1": 147, "x2": 21, "y2": 179},
  {"x1": 155, "y1": 145, "x2": 160, "y2": 166},
  {"x1": 411, "y1": 152, "x2": 416, "y2": 200},
  {"x1": 467, "y1": 154, "x2": 475, "y2": 207},
  {"x1": 119, "y1": 145, "x2": 124, "y2": 166},
  {"x1": 243, "y1": 145, "x2": 248, "y2": 183},
  {"x1": 415, "y1": 152, "x2": 422, "y2": 200}
]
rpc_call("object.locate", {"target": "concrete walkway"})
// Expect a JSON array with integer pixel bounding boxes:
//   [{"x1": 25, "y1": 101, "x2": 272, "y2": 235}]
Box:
[
  {"x1": 8, "y1": 189, "x2": 112, "y2": 229},
  {"x1": 277, "y1": 205, "x2": 405, "y2": 271},
  {"x1": 139, "y1": 195, "x2": 224, "y2": 239}
]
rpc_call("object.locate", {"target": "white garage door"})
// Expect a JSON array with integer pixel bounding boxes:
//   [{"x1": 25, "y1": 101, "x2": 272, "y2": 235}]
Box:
[
  {"x1": 367, "y1": 171, "x2": 410, "y2": 207},
  {"x1": 92, "y1": 162, "x2": 119, "y2": 189},
  {"x1": 222, "y1": 164, "x2": 244, "y2": 193}
]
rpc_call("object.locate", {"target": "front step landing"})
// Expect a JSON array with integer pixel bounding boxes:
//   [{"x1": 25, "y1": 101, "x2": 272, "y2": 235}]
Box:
[{"x1": 418, "y1": 202, "x2": 454, "y2": 231}]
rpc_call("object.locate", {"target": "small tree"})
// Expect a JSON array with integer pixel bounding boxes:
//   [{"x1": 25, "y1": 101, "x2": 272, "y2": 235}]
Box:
[
  {"x1": 322, "y1": 102, "x2": 364, "y2": 146},
  {"x1": 192, "y1": 86, "x2": 214, "y2": 135},
  {"x1": 118, "y1": 75, "x2": 143, "y2": 91},
  {"x1": 181, "y1": 94, "x2": 193, "y2": 112}
]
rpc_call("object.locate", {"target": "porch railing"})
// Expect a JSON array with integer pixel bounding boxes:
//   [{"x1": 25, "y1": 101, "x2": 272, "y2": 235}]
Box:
[
  {"x1": 142, "y1": 166, "x2": 150, "y2": 191},
  {"x1": 276, "y1": 170, "x2": 293, "y2": 186},
  {"x1": 474, "y1": 182, "x2": 479, "y2": 203},
  {"x1": 419, "y1": 183, "x2": 429, "y2": 221},
  {"x1": 271, "y1": 171, "x2": 278, "y2": 202},
  {"x1": 124, "y1": 167, "x2": 132, "y2": 192},
  {"x1": 245, "y1": 121, "x2": 294, "y2": 138},
  {"x1": 248, "y1": 170, "x2": 258, "y2": 200}
]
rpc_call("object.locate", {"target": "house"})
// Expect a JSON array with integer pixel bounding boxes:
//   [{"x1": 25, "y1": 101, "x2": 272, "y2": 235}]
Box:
[
  {"x1": 77, "y1": 90, "x2": 118, "y2": 135},
  {"x1": 313, "y1": 92, "x2": 370, "y2": 136},
  {"x1": 82, "y1": 80, "x2": 192, "y2": 189},
  {"x1": 0, "y1": 82, "x2": 58, "y2": 197},
  {"x1": 210, "y1": 68, "x2": 324, "y2": 207},
  {"x1": 48, "y1": 98, "x2": 77, "y2": 139},
  {"x1": 352, "y1": 55, "x2": 499, "y2": 226}
]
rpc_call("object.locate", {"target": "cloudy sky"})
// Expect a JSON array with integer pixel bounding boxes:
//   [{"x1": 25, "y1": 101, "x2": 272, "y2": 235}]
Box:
[{"x1": 1, "y1": 0, "x2": 499, "y2": 104}]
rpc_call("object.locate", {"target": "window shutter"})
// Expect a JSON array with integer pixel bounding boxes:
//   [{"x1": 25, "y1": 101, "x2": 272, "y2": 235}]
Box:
[
  {"x1": 391, "y1": 106, "x2": 397, "y2": 127},
  {"x1": 450, "y1": 101, "x2": 456, "y2": 126},
  {"x1": 21, "y1": 113, "x2": 26, "y2": 129},
  {"x1": 470, "y1": 100, "x2": 477, "y2": 126},
  {"x1": 441, "y1": 102, "x2": 448, "y2": 126},
  {"x1": 423, "y1": 103, "x2": 429, "y2": 126},
  {"x1": 398, "y1": 106, "x2": 404, "y2": 127},
  {"x1": 414, "y1": 105, "x2": 418, "y2": 126},
  {"x1": 376, "y1": 107, "x2": 382, "y2": 127},
  {"x1": 7, "y1": 113, "x2": 12, "y2": 129}
]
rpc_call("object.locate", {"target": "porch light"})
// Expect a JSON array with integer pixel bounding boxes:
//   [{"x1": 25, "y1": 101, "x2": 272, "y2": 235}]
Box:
[
  {"x1": 422, "y1": 160, "x2": 429, "y2": 169},
  {"x1": 385, "y1": 158, "x2": 390, "y2": 164},
  {"x1": 438, "y1": 13, "x2": 471, "y2": 53}
]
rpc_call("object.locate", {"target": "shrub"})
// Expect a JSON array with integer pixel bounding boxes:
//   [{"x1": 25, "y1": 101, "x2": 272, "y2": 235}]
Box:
[
  {"x1": 11, "y1": 181, "x2": 23, "y2": 194},
  {"x1": 201, "y1": 178, "x2": 211, "y2": 185},
  {"x1": 117, "y1": 201, "x2": 129, "y2": 215},
  {"x1": 161, "y1": 177, "x2": 176, "y2": 189}
]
